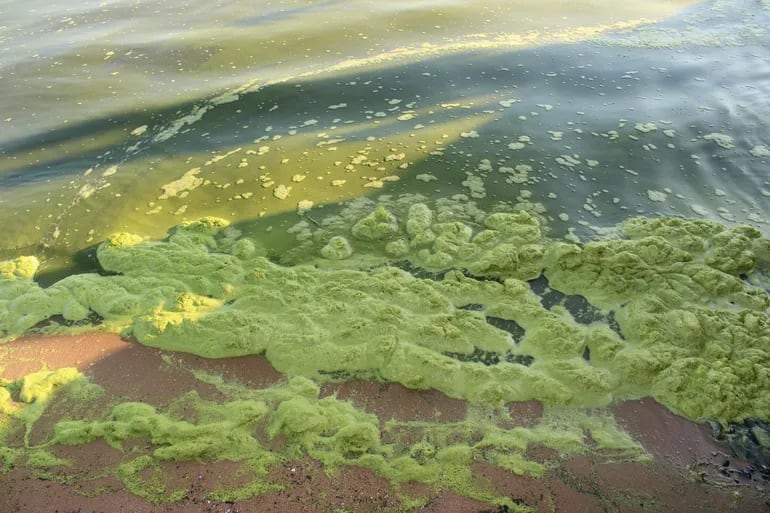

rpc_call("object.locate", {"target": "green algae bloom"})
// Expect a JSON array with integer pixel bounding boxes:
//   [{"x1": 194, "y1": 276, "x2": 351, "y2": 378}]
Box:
[
  {"x1": 18, "y1": 368, "x2": 83, "y2": 404},
  {"x1": 1, "y1": 195, "x2": 769, "y2": 506},
  {"x1": 2, "y1": 198, "x2": 768, "y2": 422}
]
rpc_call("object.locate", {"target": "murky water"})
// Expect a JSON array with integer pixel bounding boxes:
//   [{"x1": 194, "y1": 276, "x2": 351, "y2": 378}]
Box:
[{"x1": 1, "y1": 0, "x2": 769, "y2": 278}]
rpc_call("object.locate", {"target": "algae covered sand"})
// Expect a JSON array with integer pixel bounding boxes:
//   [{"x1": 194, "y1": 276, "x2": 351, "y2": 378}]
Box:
[
  {"x1": 1, "y1": 195, "x2": 770, "y2": 508},
  {"x1": 4, "y1": 337, "x2": 765, "y2": 513},
  {"x1": 0, "y1": 344, "x2": 647, "y2": 511}
]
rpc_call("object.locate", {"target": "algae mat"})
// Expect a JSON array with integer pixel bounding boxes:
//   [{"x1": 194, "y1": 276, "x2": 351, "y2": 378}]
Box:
[{"x1": 1, "y1": 195, "x2": 769, "y2": 511}]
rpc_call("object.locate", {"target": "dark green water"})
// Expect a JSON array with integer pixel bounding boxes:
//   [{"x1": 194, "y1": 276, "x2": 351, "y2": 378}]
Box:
[{"x1": 1, "y1": 0, "x2": 769, "y2": 278}]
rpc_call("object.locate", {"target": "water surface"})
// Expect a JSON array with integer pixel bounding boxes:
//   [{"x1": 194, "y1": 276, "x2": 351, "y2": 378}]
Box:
[{"x1": 1, "y1": 0, "x2": 768, "y2": 276}]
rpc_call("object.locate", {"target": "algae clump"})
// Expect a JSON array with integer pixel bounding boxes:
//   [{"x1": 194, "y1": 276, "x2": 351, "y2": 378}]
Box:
[
  {"x1": 320, "y1": 235, "x2": 353, "y2": 260},
  {"x1": 0, "y1": 368, "x2": 89, "y2": 449},
  {"x1": 351, "y1": 206, "x2": 399, "y2": 241},
  {"x1": 19, "y1": 368, "x2": 82, "y2": 404},
  {"x1": 0, "y1": 202, "x2": 769, "y2": 425}
]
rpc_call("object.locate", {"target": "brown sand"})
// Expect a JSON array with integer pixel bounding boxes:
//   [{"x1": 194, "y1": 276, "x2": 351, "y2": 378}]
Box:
[{"x1": 1, "y1": 334, "x2": 768, "y2": 513}]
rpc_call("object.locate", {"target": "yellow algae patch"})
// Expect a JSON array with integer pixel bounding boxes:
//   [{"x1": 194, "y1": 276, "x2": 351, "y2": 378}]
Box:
[
  {"x1": 0, "y1": 368, "x2": 91, "y2": 448},
  {"x1": 19, "y1": 368, "x2": 82, "y2": 404},
  {"x1": 703, "y1": 132, "x2": 735, "y2": 149},
  {"x1": 0, "y1": 256, "x2": 40, "y2": 280},
  {"x1": 0, "y1": 386, "x2": 13, "y2": 415},
  {"x1": 158, "y1": 167, "x2": 203, "y2": 200}
]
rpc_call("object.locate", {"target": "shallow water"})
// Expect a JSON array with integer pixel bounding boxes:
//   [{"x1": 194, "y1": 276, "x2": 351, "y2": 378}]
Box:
[{"x1": 0, "y1": 0, "x2": 769, "y2": 276}]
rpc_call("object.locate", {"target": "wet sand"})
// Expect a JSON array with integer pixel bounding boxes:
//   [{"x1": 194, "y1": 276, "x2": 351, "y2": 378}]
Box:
[{"x1": 1, "y1": 334, "x2": 768, "y2": 513}]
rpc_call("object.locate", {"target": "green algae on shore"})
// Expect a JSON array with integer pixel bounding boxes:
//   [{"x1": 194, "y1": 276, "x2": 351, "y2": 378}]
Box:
[
  {"x1": 0, "y1": 367, "x2": 90, "y2": 454},
  {"x1": 1, "y1": 368, "x2": 646, "y2": 508}
]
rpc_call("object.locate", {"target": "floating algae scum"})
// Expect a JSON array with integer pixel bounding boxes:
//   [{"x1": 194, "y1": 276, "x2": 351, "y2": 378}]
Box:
[{"x1": 1, "y1": 0, "x2": 770, "y2": 509}]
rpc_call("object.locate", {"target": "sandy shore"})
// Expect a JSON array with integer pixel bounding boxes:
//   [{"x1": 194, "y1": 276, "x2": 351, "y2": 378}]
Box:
[{"x1": 1, "y1": 334, "x2": 767, "y2": 513}]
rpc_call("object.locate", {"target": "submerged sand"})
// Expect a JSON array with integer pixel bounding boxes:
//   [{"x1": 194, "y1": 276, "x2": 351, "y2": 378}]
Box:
[{"x1": 0, "y1": 334, "x2": 767, "y2": 513}]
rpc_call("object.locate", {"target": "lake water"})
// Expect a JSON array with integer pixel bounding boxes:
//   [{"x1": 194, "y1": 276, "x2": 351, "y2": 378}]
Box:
[{"x1": 1, "y1": 0, "x2": 769, "y2": 278}]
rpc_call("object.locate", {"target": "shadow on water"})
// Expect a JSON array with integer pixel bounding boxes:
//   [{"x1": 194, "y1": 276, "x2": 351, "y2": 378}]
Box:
[{"x1": 34, "y1": 242, "x2": 110, "y2": 288}]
